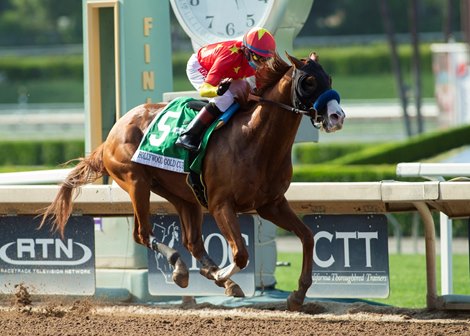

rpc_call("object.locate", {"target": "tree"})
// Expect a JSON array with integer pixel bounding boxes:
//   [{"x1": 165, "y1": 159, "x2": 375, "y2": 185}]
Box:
[
  {"x1": 379, "y1": 0, "x2": 412, "y2": 137},
  {"x1": 301, "y1": 0, "x2": 458, "y2": 37},
  {"x1": 409, "y1": 0, "x2": 424, "y2": 134},
  {"x1": 0, "y1": 0, "x2": 82, "y2": 46}
]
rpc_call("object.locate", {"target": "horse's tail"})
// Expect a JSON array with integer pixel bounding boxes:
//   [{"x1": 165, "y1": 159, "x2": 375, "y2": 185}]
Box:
[{"x1": 39, "y1": 143, "x2": 108, "y2": 237}]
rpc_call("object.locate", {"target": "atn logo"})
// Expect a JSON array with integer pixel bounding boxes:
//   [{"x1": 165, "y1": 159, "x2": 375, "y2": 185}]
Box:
[{"x1": 0, "y1": 238, "x2": 92, "y2": 266}]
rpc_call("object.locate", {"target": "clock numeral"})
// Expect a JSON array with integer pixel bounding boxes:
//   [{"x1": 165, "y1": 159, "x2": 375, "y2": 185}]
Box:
[
  {"x1": 206, "y1": 15, "x2": 214, "y2": 29},
  {"x1": 258, "y1": 0, "x2": 268, "y2": 3},
  {"x1": 189, "y1": 0, "x2": 200, "y2": 6},
  {"x1": 246, "y1": 14, "x2": 255, "y2": 27},
  {"x1": 226, "y1": 23, "x2": 235, "y2": 36}
]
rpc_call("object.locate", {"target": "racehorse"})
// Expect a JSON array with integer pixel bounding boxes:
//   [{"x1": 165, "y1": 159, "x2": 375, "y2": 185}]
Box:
[{"x1": 40, "y1": 52, "x2": 345, "y2": 311}]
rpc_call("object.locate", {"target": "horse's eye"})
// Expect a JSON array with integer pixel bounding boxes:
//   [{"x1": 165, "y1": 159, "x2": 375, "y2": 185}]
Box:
[{"x1": 302, "y1": 76, "x2": 316, "y2": 90}]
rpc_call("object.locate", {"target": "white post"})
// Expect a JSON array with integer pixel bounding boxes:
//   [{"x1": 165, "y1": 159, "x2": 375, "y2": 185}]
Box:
[{"x1": 440, "y1": 212, "x2": 453, "y2": 295}]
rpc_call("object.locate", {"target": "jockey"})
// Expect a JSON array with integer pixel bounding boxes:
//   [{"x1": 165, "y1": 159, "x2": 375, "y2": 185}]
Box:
[{"x1": 175, "y1": 27, "x2": 277, "y2": 152}]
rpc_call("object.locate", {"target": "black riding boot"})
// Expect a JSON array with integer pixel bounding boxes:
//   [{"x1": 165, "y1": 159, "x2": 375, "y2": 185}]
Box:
[{"x1": 175, "y1": 103, "x2": 222, "y2": 152}]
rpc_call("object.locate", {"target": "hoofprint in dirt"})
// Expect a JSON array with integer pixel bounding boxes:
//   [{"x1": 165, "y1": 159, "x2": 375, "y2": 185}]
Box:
[{"x1": 0, "y1": 298, "x2": 469, "y2": 336}]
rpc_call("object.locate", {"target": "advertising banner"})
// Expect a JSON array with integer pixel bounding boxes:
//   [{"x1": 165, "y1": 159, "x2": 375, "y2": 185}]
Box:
[
  {"x1": 305, "y1": 214, "x2": 389, "y2": 298},
  {"x1": 0, "y1": 216, "x2": 95, "y2": 295},
  {"x1": 148, "y1": 214, "x2": 255, "y2": 296}
]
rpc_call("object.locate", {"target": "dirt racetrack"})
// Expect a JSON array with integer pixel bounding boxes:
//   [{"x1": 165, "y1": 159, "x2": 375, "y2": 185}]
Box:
[{"x1": 1, "y1": 296, "x2": 469, "y2": 336}]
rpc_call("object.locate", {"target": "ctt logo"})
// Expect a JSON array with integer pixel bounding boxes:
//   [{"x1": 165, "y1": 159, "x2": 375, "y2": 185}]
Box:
[{"x1": 0, "y1": 238, "x2": 92, "y2": 266}]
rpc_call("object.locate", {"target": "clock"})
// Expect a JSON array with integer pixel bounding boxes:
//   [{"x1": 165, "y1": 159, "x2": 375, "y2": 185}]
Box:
[{"x1": 169, "y1": 0, "x2": 312, "y2": 50}]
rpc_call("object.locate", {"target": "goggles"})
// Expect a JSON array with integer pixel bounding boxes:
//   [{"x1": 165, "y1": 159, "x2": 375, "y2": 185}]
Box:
[{"x1": 251, "y1": 52, "x2": 269, "y2": 63}]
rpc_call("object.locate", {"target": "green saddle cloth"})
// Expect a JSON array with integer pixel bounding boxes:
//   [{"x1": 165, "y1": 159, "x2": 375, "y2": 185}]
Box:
[{"x1": 131, "y1": 97, "x2": 218, "y2": 174}]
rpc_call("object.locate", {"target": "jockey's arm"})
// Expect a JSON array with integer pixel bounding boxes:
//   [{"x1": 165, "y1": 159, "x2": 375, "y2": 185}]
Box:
[
  {"x1": 201, "y1": 53, "x2": 233, "y2": 97},
  {"x1": 199, "y1": 82, "x2": 218, "y2": 98}
]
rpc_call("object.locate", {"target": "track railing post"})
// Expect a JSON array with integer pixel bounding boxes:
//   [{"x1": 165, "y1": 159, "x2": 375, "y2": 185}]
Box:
[{"x1": 413, "y1": 201, "x2": 438, "y2": 309}]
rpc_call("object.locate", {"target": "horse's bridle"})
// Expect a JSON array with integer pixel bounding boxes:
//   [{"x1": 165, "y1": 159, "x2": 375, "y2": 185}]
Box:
[{"x1": 248, "y1": 66, "x2": 340, "y2": 129}]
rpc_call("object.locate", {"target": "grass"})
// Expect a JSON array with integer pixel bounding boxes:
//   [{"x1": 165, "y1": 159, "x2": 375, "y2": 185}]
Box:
[
  {"x1": 331, "y1": 72, "x2": 435, "y2": 100},
  {"x1": 276, "y1": 252, "x2": 470, "y2": 308},
  {"x1": 0, "y1": 79, "x2": 84, "y2": 104},
  {"x1": 0, "y1": 165, "x2": 51, "y2": 173}
]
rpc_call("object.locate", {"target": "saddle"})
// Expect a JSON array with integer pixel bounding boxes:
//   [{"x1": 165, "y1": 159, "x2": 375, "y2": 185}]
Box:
[{"x1": 186, "y1": 99, "x2": 207, "y2": 112}]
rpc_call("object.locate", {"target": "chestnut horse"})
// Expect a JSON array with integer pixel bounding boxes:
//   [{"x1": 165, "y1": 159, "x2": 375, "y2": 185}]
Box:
[{"x1": 40, "y1": 52, "x2": 345, "y2": 311}]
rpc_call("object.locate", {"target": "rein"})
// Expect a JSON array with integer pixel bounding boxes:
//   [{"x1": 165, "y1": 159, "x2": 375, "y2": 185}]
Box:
[
  {"x1": 247, "y1": 61, "x2": 341, "y2": 129},
  {"x1": 248, "y1": 92, "x2": 322, "y2": 129},
  {"x1": 248, "y1": 88, "x2": 340, "y2": 129},
  {"x1": 247, "y1": 93, "x2": 314, "y2": 117}
]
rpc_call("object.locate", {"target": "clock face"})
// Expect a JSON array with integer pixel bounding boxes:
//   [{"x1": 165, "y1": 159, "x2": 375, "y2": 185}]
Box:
[{"x1": 170, "y1": 0, "x2": 275, "y2": 46}]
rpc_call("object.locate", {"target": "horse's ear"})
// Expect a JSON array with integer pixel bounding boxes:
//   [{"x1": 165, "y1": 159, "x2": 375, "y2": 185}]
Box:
[
  {"x1": 309, "y1": 52, "x2": 319, "y2": 62},
  {"x1": 285, "y1": 52, "x2": 305, "y2": 69}
]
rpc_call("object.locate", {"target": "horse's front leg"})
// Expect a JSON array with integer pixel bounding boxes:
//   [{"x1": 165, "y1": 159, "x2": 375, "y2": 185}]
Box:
[
  {"x1": 198, "y1": 252, "x2": 245, "y2": 297},
  {"x1": 209, "y1": 204, "x2": 249, "y2": 286},
  {"x1": 175, "y1": 200, "x2": 245, "y2": 297},
  {"x1": 257, "y1": 197, "x2": 314, "y2": 311}
]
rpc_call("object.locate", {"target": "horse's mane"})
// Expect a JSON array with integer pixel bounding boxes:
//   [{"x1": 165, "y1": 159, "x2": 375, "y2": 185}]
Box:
[{"x1": 255, "y1": 52, "x2": 290, "y2": 95}]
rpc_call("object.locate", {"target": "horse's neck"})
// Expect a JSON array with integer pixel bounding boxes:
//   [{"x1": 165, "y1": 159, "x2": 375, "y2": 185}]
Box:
[{"x1": 249, "y1": 74, "x2": 301, "y2": 158}]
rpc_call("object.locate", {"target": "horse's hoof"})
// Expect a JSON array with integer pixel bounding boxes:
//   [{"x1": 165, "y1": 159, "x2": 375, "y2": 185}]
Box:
[
  {"x1": 172, "y1": 259, "x2": 189, "y2": 288},
  {"x1": 287, "y1": 291, "x2": 303, "y2": 311},
  {"x1": 172, "y1": 270, "x2": 189, "y2": 288},
  {"x1": 224, "y1": 280, "x2": 245, "y2": 297}
]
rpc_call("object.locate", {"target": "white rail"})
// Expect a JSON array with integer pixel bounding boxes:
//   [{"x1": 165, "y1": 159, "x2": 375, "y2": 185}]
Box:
[
  {"x1": 0, "y1": 168, "x2": 73, "y2": 185},
  {"x1": 1, "y1": 180, "x2": 470, "y2": 309},
  {"x1": 397, "y1": 162, "x2": 470, "y2": 307},
  {"x1": 396, "y1": 163, "x2": 470, "y2": 180}
]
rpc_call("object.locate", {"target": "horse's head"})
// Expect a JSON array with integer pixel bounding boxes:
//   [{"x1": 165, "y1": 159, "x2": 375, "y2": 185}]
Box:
[{"x1": 286, "y1": 52, "x2": 345, "y2": 133}]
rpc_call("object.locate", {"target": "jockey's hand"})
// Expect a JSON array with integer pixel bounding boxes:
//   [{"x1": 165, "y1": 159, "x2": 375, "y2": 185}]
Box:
[
  {"x1": 199, "y1": 82, "x2": 218, "y2": 98},
  {"x1": 217, "y1": 79, "x2": 232, "y2": 96}
]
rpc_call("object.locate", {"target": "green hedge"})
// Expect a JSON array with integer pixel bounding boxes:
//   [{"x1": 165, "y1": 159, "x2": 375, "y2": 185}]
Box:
[
  {"x1": 0, "y1": 55, "x2": 83, "y2": 81},
  {"x1": 294, "y1": 44, "x2": 432, "y2": 76},
  {"x1": 0, "y1": 140, "x2": 84, "y2": 166},
  {"x1": 329, "y1": 124, "x2": 470, "y2": 165},
  {"x1": 174, "y1": 45, "x2": 433, "y2": 78},
  {"x1": 294, "y1": 142, "x2": 369, "y2": 164},
  {"x1": 0, "y1": 44, "x2": 432, "y2": 82},
  {"x1": 292, "y1": 164, "x2": 409, "y2": 182}
]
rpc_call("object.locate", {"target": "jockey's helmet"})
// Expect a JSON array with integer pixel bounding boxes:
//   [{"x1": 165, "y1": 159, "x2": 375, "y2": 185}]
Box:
[{"x1": 242, "y1": 27, "x2": 276, "y2": 59}]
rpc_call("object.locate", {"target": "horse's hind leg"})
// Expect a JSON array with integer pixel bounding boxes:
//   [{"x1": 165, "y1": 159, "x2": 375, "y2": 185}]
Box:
[
  {"x1": 148, "y1": 234, "x2": 189, "y2": 288},
  {"x1": 257, "y1": 197, "x2": 314, "y2": 312},
  {"x1": 114, "y1": 176, "x2": 189, "y2": 288}
]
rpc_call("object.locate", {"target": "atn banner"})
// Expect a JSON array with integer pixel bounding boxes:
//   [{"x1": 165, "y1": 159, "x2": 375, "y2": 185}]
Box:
[{"x1": 0, "y1": 216, "x2": 95, "y2": 295}]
